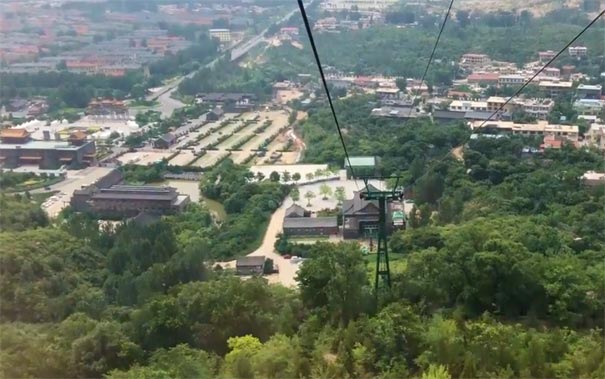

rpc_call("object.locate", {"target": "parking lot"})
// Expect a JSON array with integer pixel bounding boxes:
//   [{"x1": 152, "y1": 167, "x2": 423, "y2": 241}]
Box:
[
  {"x1": 166, "y1": 109, "x2": 295, "y2": 169},
  {"x1": 117, "y1": 151, "x2": 174, "y2": 166},
  {"x1": 41, "y1": 166, "x2": 114, "y2": 218}
]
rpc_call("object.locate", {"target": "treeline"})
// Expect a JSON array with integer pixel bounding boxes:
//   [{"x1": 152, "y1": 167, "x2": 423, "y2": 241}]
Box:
[
  {"x1": 305, "y1": 8, "x2": 605, "y2": 82},
  {"x1": 178, "y1": 58, "x2": 276, "y2": 98},
  {"x1": 146, "y1": 34, "x2": 220, "y2": 86},
  {"x1": 0, "y1": 71, "x2": 144, "y2": 110},
  {"x1": 301, "y1": 95, "x2": 469, "y2": 173}
]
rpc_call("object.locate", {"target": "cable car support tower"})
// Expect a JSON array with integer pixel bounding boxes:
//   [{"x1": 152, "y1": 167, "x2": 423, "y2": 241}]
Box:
[{"x1": 359, "y1": 176, "x2": 404, "y2": 293}]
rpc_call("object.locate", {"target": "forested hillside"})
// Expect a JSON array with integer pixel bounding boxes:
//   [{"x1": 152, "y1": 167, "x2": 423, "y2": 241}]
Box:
[{"x1": 1, "y1": 106, "x2": 604, "y2": 377}]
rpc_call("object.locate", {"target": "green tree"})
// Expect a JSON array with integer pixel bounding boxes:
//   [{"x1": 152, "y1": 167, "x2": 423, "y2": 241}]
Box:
[
  {"x1": 282, "y1": 170, "x2": 292, "y2": 182},
  {"x1": 396, "y1": 77, "x2": 407, "y2": 92},
  {"x1": 304, "y1": 190, "x2": 315, "y2": 206},
  {"x1": 319, "y1": 183, "x2": 332, "y2": 200},
  {"x1": 334, "y1": 186, "x2": 346, "y2": 205},
  {"x1": 269, "y1": 171, "x2": 280, "y2": 182},
  {"x1": 296, "y1": 242, "x2": 370, "y2": 324},
  {"x1": 292, "y1": 172, "x2": 301, "y2": 183},
  {"x1": 290, "y1": 186, "x2": 300, "y2": 203},
  {"x1": 222, "y1": 335, "x2": 262, "y2": 379}
]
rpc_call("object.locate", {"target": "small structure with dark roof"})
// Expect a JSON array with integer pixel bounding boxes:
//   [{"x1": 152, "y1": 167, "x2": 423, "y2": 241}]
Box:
[
  {"x1": 432, "y1": 110, "x2": 467, "y2": 123},
  {"x1": 342, "y1": 185, "x2": 394, "y2": 239},
  {"x1": 153, "y1": 132, "x2": 176, "y2": 149},
  {"x1": 285, "y1": 203, "x2": 307, "y2": 218},
  {"x1": 206, "y1": 106, "x2": 225, "y2": 121},
  {"x1": 236, "y1": 256, "x2": 266, "y2": 275}
]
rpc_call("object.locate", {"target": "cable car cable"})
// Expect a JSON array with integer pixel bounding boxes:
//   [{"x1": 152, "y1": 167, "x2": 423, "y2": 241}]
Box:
[
  {"x1": 297, "y1": 0, "x2": 361, "y2": 189},
  {"x1": 409, "y1": 0, "x2": 455, "y2": 117}
]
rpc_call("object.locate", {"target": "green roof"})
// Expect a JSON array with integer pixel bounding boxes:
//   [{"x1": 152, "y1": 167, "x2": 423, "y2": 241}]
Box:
[
  {"x1": 346, "y1": 156, "x2": 376, "y2": 167},
  {"x1": 392, "y1": 210, "x2": 405, "y2": 221}
]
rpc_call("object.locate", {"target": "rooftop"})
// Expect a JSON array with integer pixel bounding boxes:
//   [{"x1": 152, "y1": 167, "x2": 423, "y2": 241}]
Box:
[
  {"x1": 0, "y1": 139, "x2": 90, "y2": 150},
  {"x1": 236, "y1": 256, "x2": 266, "y2": 267},
  {"x1": 283, "y1": 217, "x2": 338, "y2": 228},
  {"x1": 346, "y1": 156, "x2": 377, "y2": 167}
]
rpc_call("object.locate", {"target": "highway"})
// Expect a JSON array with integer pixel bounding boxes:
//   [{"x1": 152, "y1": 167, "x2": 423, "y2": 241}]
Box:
[{"x1": 147, "y1": 2, "x2": 310, "y2": 118}]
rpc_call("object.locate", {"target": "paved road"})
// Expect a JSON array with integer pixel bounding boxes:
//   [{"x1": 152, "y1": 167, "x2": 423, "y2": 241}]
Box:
[
  {"x1": 147, "y1": 2, "x2": 310, "y2": 118},
  {"x1": 41, "y1": 167, "x2": 114, "y2": 218}
]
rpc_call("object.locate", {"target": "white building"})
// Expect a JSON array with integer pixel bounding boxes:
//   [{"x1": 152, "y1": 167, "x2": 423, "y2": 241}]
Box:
[
  {"x1": 569, "y1": 46, "x2": 588, "y2": 57},
  {"x1": 449, "y1": 100, "x2": 488, "y2": 112},
  {"x1": 581, "y1": 171, "x2": 605, "y2": 186},
  {"x1": 321, "y1": 0, "x2": 399, "y2": 11},
  {"x1": 209, "y1": 29, "x2": 231, "y2": 43},
  {"x1": 586, "y1": 123, "x2": 605, "y2": 150},
  {"x1": 498, "y1": 74, "x2": 525, "y2": 86},
  {"x1": 573, "y1": 99, "x2": 605, "y2": 115}
]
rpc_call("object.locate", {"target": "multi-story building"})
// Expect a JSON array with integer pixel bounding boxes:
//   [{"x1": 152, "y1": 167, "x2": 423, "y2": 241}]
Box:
[
  {"x1": 569, "y1": 46, "x2": 588, "y2": 57},
  {"x1": 449, "y1": 100, "x2": 488, "y2": 113},
  {"x1": 88, "y1": 185, "x2": 189, "y2": 217},
  {"x1": 469, "y1": 120, "x2": 579, "y2": 142},
  {"x1": 498, "y1": 74, "x2": 525, "y2": 87},
  {"x1": 538, "y1": 50, "x2": 556, "y2": 62},
  {"x1": 209, "y1": 28, "x2": 231, "y2": 43},
  {"x1": 461, "y1": 53, "x2": 491, "y2": 67},
  {"x1": 586, "y1": 123, "x2": 605, "y2": 150},
  {"x1": 320, "y1": 0, "x2": 399, "y2": 11},
  {"x1": 486, "y1": 97, "x2": 554, "y2": 120},
  {"x1": 466, "y1": 72, "x2": 499, "y2": 86},
  {"x1": 576, "y1": 84, "x2": 602, "y2": 100},
  {"x1": 573, "y1": 99, "x2": 605, "y2": 115},
  {"x1": 0, "y1": 129, "x2": 96, "y2": 169},
  {"x1": 375, "y1": 87, "x2": 400, "y2": 100},
  {"x1": 86, "y1": 98, "x2": 128, "y2": 118},
  {"x1": 538, "y1": 81, "x2": 573, "y2": 97}
]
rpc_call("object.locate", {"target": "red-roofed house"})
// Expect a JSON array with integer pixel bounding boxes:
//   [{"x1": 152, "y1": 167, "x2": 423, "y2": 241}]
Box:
[{"x1": 467, "y1": 72, "x2": 499, "y2": 86}]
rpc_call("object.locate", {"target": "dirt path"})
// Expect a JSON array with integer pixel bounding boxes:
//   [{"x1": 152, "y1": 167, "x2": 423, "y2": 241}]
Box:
[{"x1": 218, "y1": 203, "x2": 300, "y2": 287}]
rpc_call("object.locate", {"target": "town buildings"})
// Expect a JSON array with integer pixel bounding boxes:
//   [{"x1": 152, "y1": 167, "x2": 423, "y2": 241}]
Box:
[
  {"x1": 469, "y1": 120, "x2": 579, "y2": 142},
  {"x1": 0, "y1": 128, "x2": 96, "y2": 169},
  {"x1": 486, "y1": 97, "x2": 555, "y2": 120}
]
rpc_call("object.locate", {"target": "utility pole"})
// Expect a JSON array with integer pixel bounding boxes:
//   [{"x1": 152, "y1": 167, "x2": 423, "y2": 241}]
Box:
[{"x1": 359, "y1": 177, "x2": 404, "y2": 293}]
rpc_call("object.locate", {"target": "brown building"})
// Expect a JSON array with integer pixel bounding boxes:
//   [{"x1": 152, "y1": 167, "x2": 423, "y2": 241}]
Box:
[
  {"x1": 86, "y1": 99, "x2": 128, "y2": 118},
  {"x1": 86, "y1": 185, "x2": 190, "y2": 217},
  {"x1": 0, "y1": 129, "x2": 95, "y2": 169},
  {"x1": 342, "y1": 185, "x2": 394, "y2": 239},
  {"x1": 153, "y1": 133, "x2": 176, "y2": 149},
  {"x1": 236, "y1": 256, "x2": 266, "y2": 275}
]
